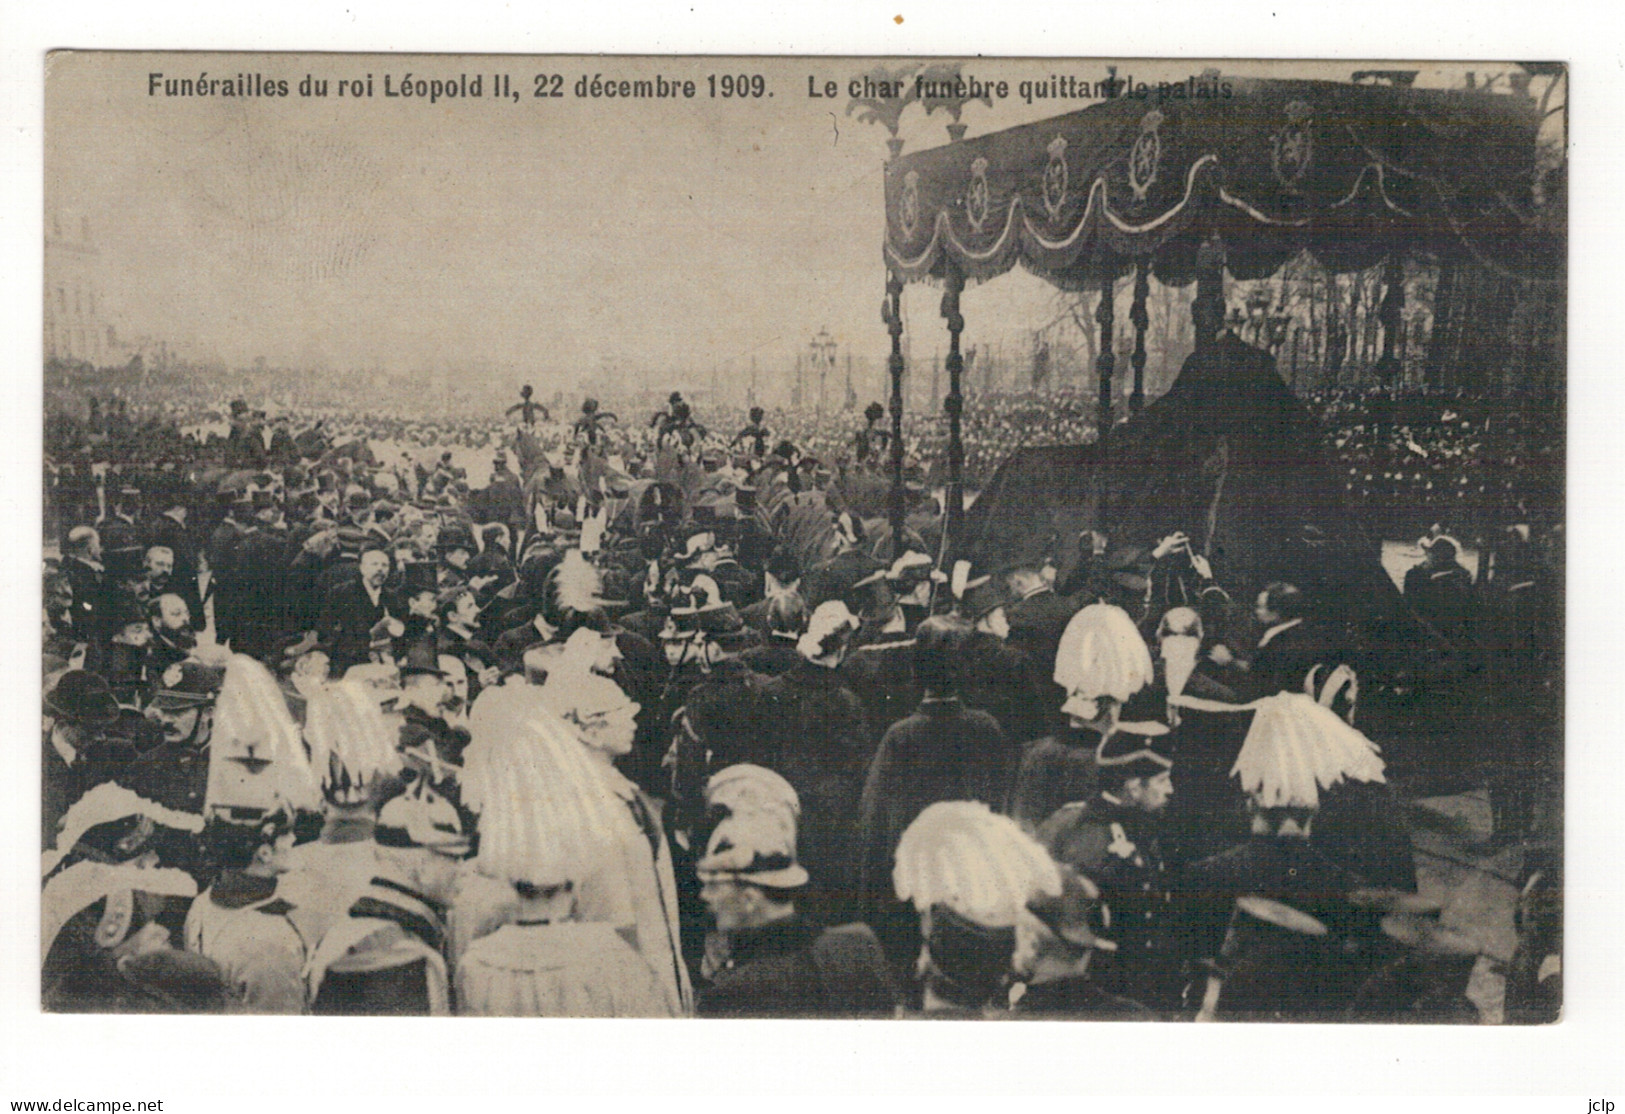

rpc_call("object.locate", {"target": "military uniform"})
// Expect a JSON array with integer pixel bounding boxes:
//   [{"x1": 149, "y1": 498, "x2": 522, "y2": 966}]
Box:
[
  {"x1": 307, "y1": 877, "x2": 452, "y2": 1015},
  {"x1": 1038, "y1": 793, "x2": 1178, "y2": 1007},
  {"x1": 184, "y1": 872, "x2": 310, "y2": 1014}
]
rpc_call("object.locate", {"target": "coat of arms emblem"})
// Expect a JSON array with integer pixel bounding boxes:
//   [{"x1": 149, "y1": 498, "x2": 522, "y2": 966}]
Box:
[
  {"x1": 1043, "y1": 135, "x2": 1069, "y2": 221},
  {"x1": 1129, "y1": 110, "x2": 1164, "y2": 202},
  {"x1": 965, "y1": 157, "x2": 991, "y2": 231},
  {"x1": 1272, "y1": 100, "x2": 1315, "y2": 190},
  {"x1": 899, "y1": 170, "x2": 921, "y2": 238}
]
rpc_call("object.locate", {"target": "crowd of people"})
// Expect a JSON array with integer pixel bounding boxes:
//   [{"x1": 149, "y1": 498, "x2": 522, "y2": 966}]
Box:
[
  {"x1": 39, "y1": 379, "x2": 1561, "y2": 1021},
  {"x1": 1312, "y1": 388, "x2": 1564, "y2": 548}
]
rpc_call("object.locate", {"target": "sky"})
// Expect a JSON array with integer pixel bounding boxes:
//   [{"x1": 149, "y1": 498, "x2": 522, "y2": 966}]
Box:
[{"x1": 45, "y1": 54, "x2": 1548, "y2": 394}]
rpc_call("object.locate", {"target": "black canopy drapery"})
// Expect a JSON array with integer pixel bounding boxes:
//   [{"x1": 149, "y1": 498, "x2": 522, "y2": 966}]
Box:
[{"x1": 883, "y1": 76, "x2": 1555, "y2": 287}]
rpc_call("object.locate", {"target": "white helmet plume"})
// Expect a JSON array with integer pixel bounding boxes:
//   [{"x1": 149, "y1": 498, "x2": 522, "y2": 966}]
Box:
[
  {"x1": 462, "y1": 685, "x2": 623, "y2": 888},
  {"x1": 303, "y1": 680, "x2": 404, "y2": 805},
  {"x1": 207, "y1": 654, "x2": 319, "y2": 813},
  {"x1": 893, "y1": 801, "x2": 1062, "y2": 928},
  {"x1": 1053, "y1": 603, "x2": 1154, "y2": 706},
  {"x1": 1231, "y1": 692, "x2": 1386, "y2": 810}
]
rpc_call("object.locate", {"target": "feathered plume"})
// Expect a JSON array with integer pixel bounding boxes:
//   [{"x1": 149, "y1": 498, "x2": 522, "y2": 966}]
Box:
[
  {"x1": 1052, "y1": 603, "x2": 1155, "y2": 705},
  {"x1": 579, "y1": 507, "x2": 607, "y2": 556},
  {"x1": 1230, "y1": 692, "x2": 1387, "y2": 809},
  {"x1": 553, "y1": 548, "x2": 606, "y2": 613},
  {"x1": 893, "y1": 801, "x2": 1062, "y2": 928},
  {"x1": 207, "y1": 654, "x2": 319, "y2": 813},
  {"x1": 303, "y1": 680, "x2": 404, "y2": 806},
  {"x1": 462, "y1": 685, "x2": 623, "y2": 888},
  {"x1": 797, "y1": 600, "x2": 860, "y2": 664}
]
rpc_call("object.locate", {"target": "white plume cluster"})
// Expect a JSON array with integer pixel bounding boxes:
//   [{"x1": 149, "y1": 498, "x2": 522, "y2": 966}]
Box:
[
  {"x1": 303, "y1": 680, "x2": 404, "y2": 799},
  {"x1": 462, "y1": 685, "x2": 621, "y2": 888},
  {"x1": 893, "y1": 801, "x2": 1062, "y2": 927},
  {"x1": 207, "y1": 654, "x2": 319, "y2": 812},
  {"x1": 1053, "y1": 604, "x2": 1155, "y2": 704},
  {"x1": 1230, "y1": 692, "x2": 1386, "y2": 809}
]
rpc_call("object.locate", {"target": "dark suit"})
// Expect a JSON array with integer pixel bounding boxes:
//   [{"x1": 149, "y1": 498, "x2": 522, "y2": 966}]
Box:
[
  {"x1": 697, "y1": 918, "x2": 896, "y2": 1019},
  {"x1": 1245, "y1": 618, "x2": 1337, "y2": 700},
  {"x1": 63, "y1": 557, "x2": 113, "y2": 646},
  {"x1": 1005, "y1": 588, "x2": 1077, "y2": 678},
  {"x1": 320, "y1": 580, "x2": 400, "y2": 672}
]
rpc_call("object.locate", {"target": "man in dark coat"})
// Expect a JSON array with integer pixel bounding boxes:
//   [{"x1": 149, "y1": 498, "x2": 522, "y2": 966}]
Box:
[
  {"x1": 319, "y1": 547, "x2": 401, "y2": 673},
  {"x1": 307, "y1": 784, "x2": 469, "y2": 1015},
  {"x1": 1002, "y1": 563, "x2": 1077, "y2": 688},
  {"x1": 143, "y1": 479, "x2": 201, "y2": 594},
  {"x1": 695, "y1": 809, "x2": 896, "y2": 1018},
  {"x1": 1403, "y1": 535, "x2": 1479, "y2": 649},
  {"x1": 856, "y1": 616, "x2": 1018, "y2": 973},
  {"x1": 62, "y1": 526, "x2": 114, "y2": 648},
  {"x1": 754, "y1": 601, "x2": 873, "y2": 926},
  {"x1": 1212, "y1": 581, "x2": 1338, "y2": 701},
  {"x1": 1177, "y1": 808, "x2": 1384, "y2": 1021}
]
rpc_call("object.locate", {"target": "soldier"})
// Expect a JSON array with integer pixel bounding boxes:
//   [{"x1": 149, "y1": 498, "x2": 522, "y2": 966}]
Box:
[
  {"x1": 696, "y1": 807, "x2": 896, "y2": 1018},
  {"x1": 892, "y1": 801, "x2": 1062, "y2": 1016},
  {"x1": 1014, "y1": 865, "x2": 1156, "y2": 1019},
  {"x1": 306, "y1": 776, "x2": 471, "y2": 1015},
  {"x1": 184, "y1": 655, "x2": 321, "y2": 1013},
  {"x1": 458, "y1": 684, "x2": 678, "y2": 1017},
  {"x1": 41, "y1": 783, "x2": 216, "y2": 1013},
  {"x1": 1176, "y1": 693, "x2": 1391, "y2": 1019},
  {"x1": 121, "y1": 661, "x2": 225, "y2": 818},
  {"x1": 185, "y1": 802, "x2": 308, "y2": 1013},
  {"x1": 504, "y1": 384, "x2": 549, "y2": 429},
  {"x1": 731, "y1": 406, "x2": 773, "y2": 459},
  {"x1": 1012, "y1": 603, "x2": 1157, "y2": 829},
  {"x1": 1037, "y1": 729, "x2": 1179, "y2": 1008},
  {"x1": 44, "y1": 670, "x2": 163, "y2": 847},
  {"x1": 280, "y1": 681, "x2": 404, "y2": 950}
]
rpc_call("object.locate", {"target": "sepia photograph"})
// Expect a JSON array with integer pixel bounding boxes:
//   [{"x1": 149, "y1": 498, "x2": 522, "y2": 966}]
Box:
[{"x1": 37, "y1": 50, "x2": 1565, "y2": 1028}]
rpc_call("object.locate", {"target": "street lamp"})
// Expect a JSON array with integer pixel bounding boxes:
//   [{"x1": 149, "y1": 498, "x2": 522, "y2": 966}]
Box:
[{"x1": 810, "y1": 328, "x2": 836, "y2": 414}]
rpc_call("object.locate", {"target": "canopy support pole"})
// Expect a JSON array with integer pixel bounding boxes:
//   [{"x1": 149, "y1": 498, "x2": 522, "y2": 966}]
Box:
[
  {"x1": 884, "y1": 270, "x2": 907, "y2": 553},
  {"x1": 1194, "y1": 231, "x2": 1227, "y2": 358},
  {"x1": 1130, "y1": 260, "x2": 1150, "y2": 414},
  {"x1": 941, "y1": 260, "x2": 967, "y2": 546},
  {"x1": 1095, "y1": 269, "x2": 1116, "y2": 530},
  {"x1": 1379, "y1": 255, "x2": 1406, "y2": 372}
]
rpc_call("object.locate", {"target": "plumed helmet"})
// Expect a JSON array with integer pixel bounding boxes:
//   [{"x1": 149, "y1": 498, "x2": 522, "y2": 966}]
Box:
[
  {"x1": 893, "y1": 801, "x2": 1061, "y2": 928},
  {"x1": 797, "y1": 600, "x2": 861, "y2": 665},
  {"x1": 303, "y1": 680, "x2": 404, "y2": 808},
  {"x1": 1053, "y1": 603, "x2": 1155, "y2": 717},
  {"x1": 206, "y1": 655, "x2": 319, "y2": 816},
  {"x1": 462, "y1": 685, "x2": 623, "y2": 887},
  {"x1": 704, "y1": 764, "x2": 800, "y2": 821},
  {"x1": 1230, "y1": 692, "x2": 1386, "y2": 810}
]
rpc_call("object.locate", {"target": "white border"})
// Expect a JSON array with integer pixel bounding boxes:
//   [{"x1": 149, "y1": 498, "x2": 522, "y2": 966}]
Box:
[{"x1": 3, "y1": 0, "x2": 1620, "y2": 1103}]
